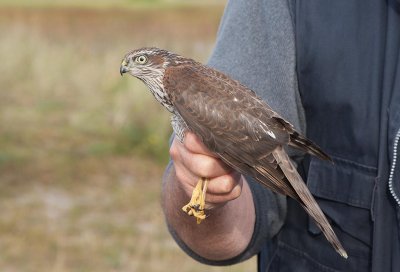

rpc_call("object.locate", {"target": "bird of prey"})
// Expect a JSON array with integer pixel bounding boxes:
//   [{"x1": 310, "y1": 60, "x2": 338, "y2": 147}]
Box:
[{"x1": 120, "y1": 47, "x2": 348, "y2": 258}]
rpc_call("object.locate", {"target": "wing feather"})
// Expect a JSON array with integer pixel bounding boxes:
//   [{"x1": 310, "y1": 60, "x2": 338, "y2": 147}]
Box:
[{"x1": 164, "y1": 64, "x2": 296, "y2": 197}]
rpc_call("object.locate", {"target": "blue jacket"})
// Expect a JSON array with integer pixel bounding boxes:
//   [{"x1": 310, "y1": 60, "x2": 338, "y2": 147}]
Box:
[
  {"x1": 258, "y1": 1, "x2": 400, "y2": 271},
  {"x1": 168, "y1": 0, "x2": 400, "y2": 271}
]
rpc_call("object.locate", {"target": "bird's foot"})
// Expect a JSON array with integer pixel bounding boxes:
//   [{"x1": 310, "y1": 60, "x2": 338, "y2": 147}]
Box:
[{"x1": 182, "y1": 177, "x2": 208, "y2": 224}]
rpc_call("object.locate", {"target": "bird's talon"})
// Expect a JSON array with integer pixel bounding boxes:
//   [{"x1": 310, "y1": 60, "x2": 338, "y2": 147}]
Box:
[
  {"x1": 193, "y1": 204, "x2": 202, "y2": 212},
  {"x1": 181, "y1": 178, "x2": 208, "y2": 223}
]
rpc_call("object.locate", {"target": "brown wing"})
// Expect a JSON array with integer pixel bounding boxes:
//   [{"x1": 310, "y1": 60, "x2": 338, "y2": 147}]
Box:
[{"x1": 163, "y1": 64, "x2": 298, "y2": 198}]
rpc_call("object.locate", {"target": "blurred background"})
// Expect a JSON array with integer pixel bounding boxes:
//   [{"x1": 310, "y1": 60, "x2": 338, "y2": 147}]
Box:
[{"x1": 0, "y1": 0, "x2": 256, "y2": 271}]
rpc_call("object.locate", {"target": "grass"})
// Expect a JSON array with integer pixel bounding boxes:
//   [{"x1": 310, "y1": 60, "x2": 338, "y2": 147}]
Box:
[{"x1": 0, "y1": 5, "x2": 256, "y2": 272}]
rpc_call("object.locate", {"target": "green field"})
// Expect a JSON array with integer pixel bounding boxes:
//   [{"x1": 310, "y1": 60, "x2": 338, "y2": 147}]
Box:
[{"x1": 0, "y1": 2, "x2": 256, "y2": 271}]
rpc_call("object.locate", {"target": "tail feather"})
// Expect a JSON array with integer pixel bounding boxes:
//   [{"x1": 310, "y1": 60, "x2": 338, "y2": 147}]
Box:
[
  {"x1": 289, "y1": 132, "x2": 332, "y2": 162},
  {"x1": 272, "y1": 147, "x2": 347, "y2": 259}
]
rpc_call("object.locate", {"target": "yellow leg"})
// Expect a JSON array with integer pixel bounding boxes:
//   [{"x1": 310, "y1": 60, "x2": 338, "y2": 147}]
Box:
[{"x1": 182, "y1": 177, "x2": 208, "y2": 224}]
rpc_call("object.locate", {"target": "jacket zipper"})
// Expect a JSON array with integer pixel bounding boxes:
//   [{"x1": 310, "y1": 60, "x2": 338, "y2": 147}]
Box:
[{"x1": 389, "y1": 127, "x2": 400, "y2": 207}]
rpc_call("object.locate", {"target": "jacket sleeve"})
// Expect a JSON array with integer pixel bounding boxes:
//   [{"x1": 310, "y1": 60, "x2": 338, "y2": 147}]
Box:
[{"x1": 165, "y1": 0, "x2": 304, "y2": 265}]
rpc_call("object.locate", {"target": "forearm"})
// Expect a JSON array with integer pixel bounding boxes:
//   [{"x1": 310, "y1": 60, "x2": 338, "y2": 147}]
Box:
[{"x1": 162, "y1": 163, "x2": 255, "y2": 261}]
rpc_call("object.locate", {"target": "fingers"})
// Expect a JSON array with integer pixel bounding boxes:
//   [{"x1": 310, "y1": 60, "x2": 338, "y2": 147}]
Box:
[
  {"x1": 183, "y1": 132, "x2": 217, "y2": 157},
  {"x1": 206, "y1": 171, "x2": 242, "y2": 194},
  {"x1": 170, "y1": 132, "x2": 232, "y2": 178},
  {"x1": 179, "y1": 145, "x2": 232, "y2": 178},
  {"x1": 169, "y1": 132, "x2": 243, "y2": 207},
  {"x1": 204, "y1": 174, "x2": 243, "y2": 204}
]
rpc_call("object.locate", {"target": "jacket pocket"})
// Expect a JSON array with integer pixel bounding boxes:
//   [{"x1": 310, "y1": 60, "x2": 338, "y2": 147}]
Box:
[
  {"x1": 266, "y1": 156, "x2": 376, "y2": 272},
  {"x1": 306, "y1": 155, "x2": 376, "y2": 253}
]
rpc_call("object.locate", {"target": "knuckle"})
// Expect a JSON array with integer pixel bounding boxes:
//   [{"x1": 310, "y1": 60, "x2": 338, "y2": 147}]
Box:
[
  {"x1": 220, "y1": 177, "x2": 235, "y2": 192},
  {"x1": 197, "y1": 158, "x2": 215, "y2": 177},
  {"x1": 230, "y1": 185, "x2": 242, "y2": 200},
  {"x1": 183, "y1": 132, "x2": 196, "y2": 150},
  {"x1": 169, "y1": 143, "x2": 179, "y2": 161},
  {"x1": 220, "y1": 173, "x2": 238, "y2": 192}
]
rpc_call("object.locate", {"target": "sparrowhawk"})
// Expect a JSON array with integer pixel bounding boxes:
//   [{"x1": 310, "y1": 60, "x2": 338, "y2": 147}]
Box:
[{"x1": 120, "y1": 47, "x2": 348, "y2": 258}]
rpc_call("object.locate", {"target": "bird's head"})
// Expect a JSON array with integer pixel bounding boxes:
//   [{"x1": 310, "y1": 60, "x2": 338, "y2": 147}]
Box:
[
  {"x1": 119, "y1": 47, "x2": 172, "y2": 79},
  {"x1": 120, "y1": 47, "x2": 183, "y2": 112}
]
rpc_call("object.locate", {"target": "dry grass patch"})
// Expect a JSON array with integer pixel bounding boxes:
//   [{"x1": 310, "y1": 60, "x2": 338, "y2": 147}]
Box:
[{"x1": 0, "y1": 6, "x2": 256, "y2": 272}]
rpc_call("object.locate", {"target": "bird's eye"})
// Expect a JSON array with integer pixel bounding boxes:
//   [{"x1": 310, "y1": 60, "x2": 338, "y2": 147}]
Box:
[{"x1": 135, "y1": 55, "x2": 148, "y2": 65}]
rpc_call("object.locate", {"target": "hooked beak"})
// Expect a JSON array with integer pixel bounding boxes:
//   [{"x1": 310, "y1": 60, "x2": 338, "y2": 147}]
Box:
[{"x1": 120, "y1": 59, "x2": 129, "y2": 76}]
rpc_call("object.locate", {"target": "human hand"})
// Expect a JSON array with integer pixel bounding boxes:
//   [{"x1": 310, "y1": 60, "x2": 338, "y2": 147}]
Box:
[{"x1": 169, "y1": 132, "x2": 243, "y2": 210}]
